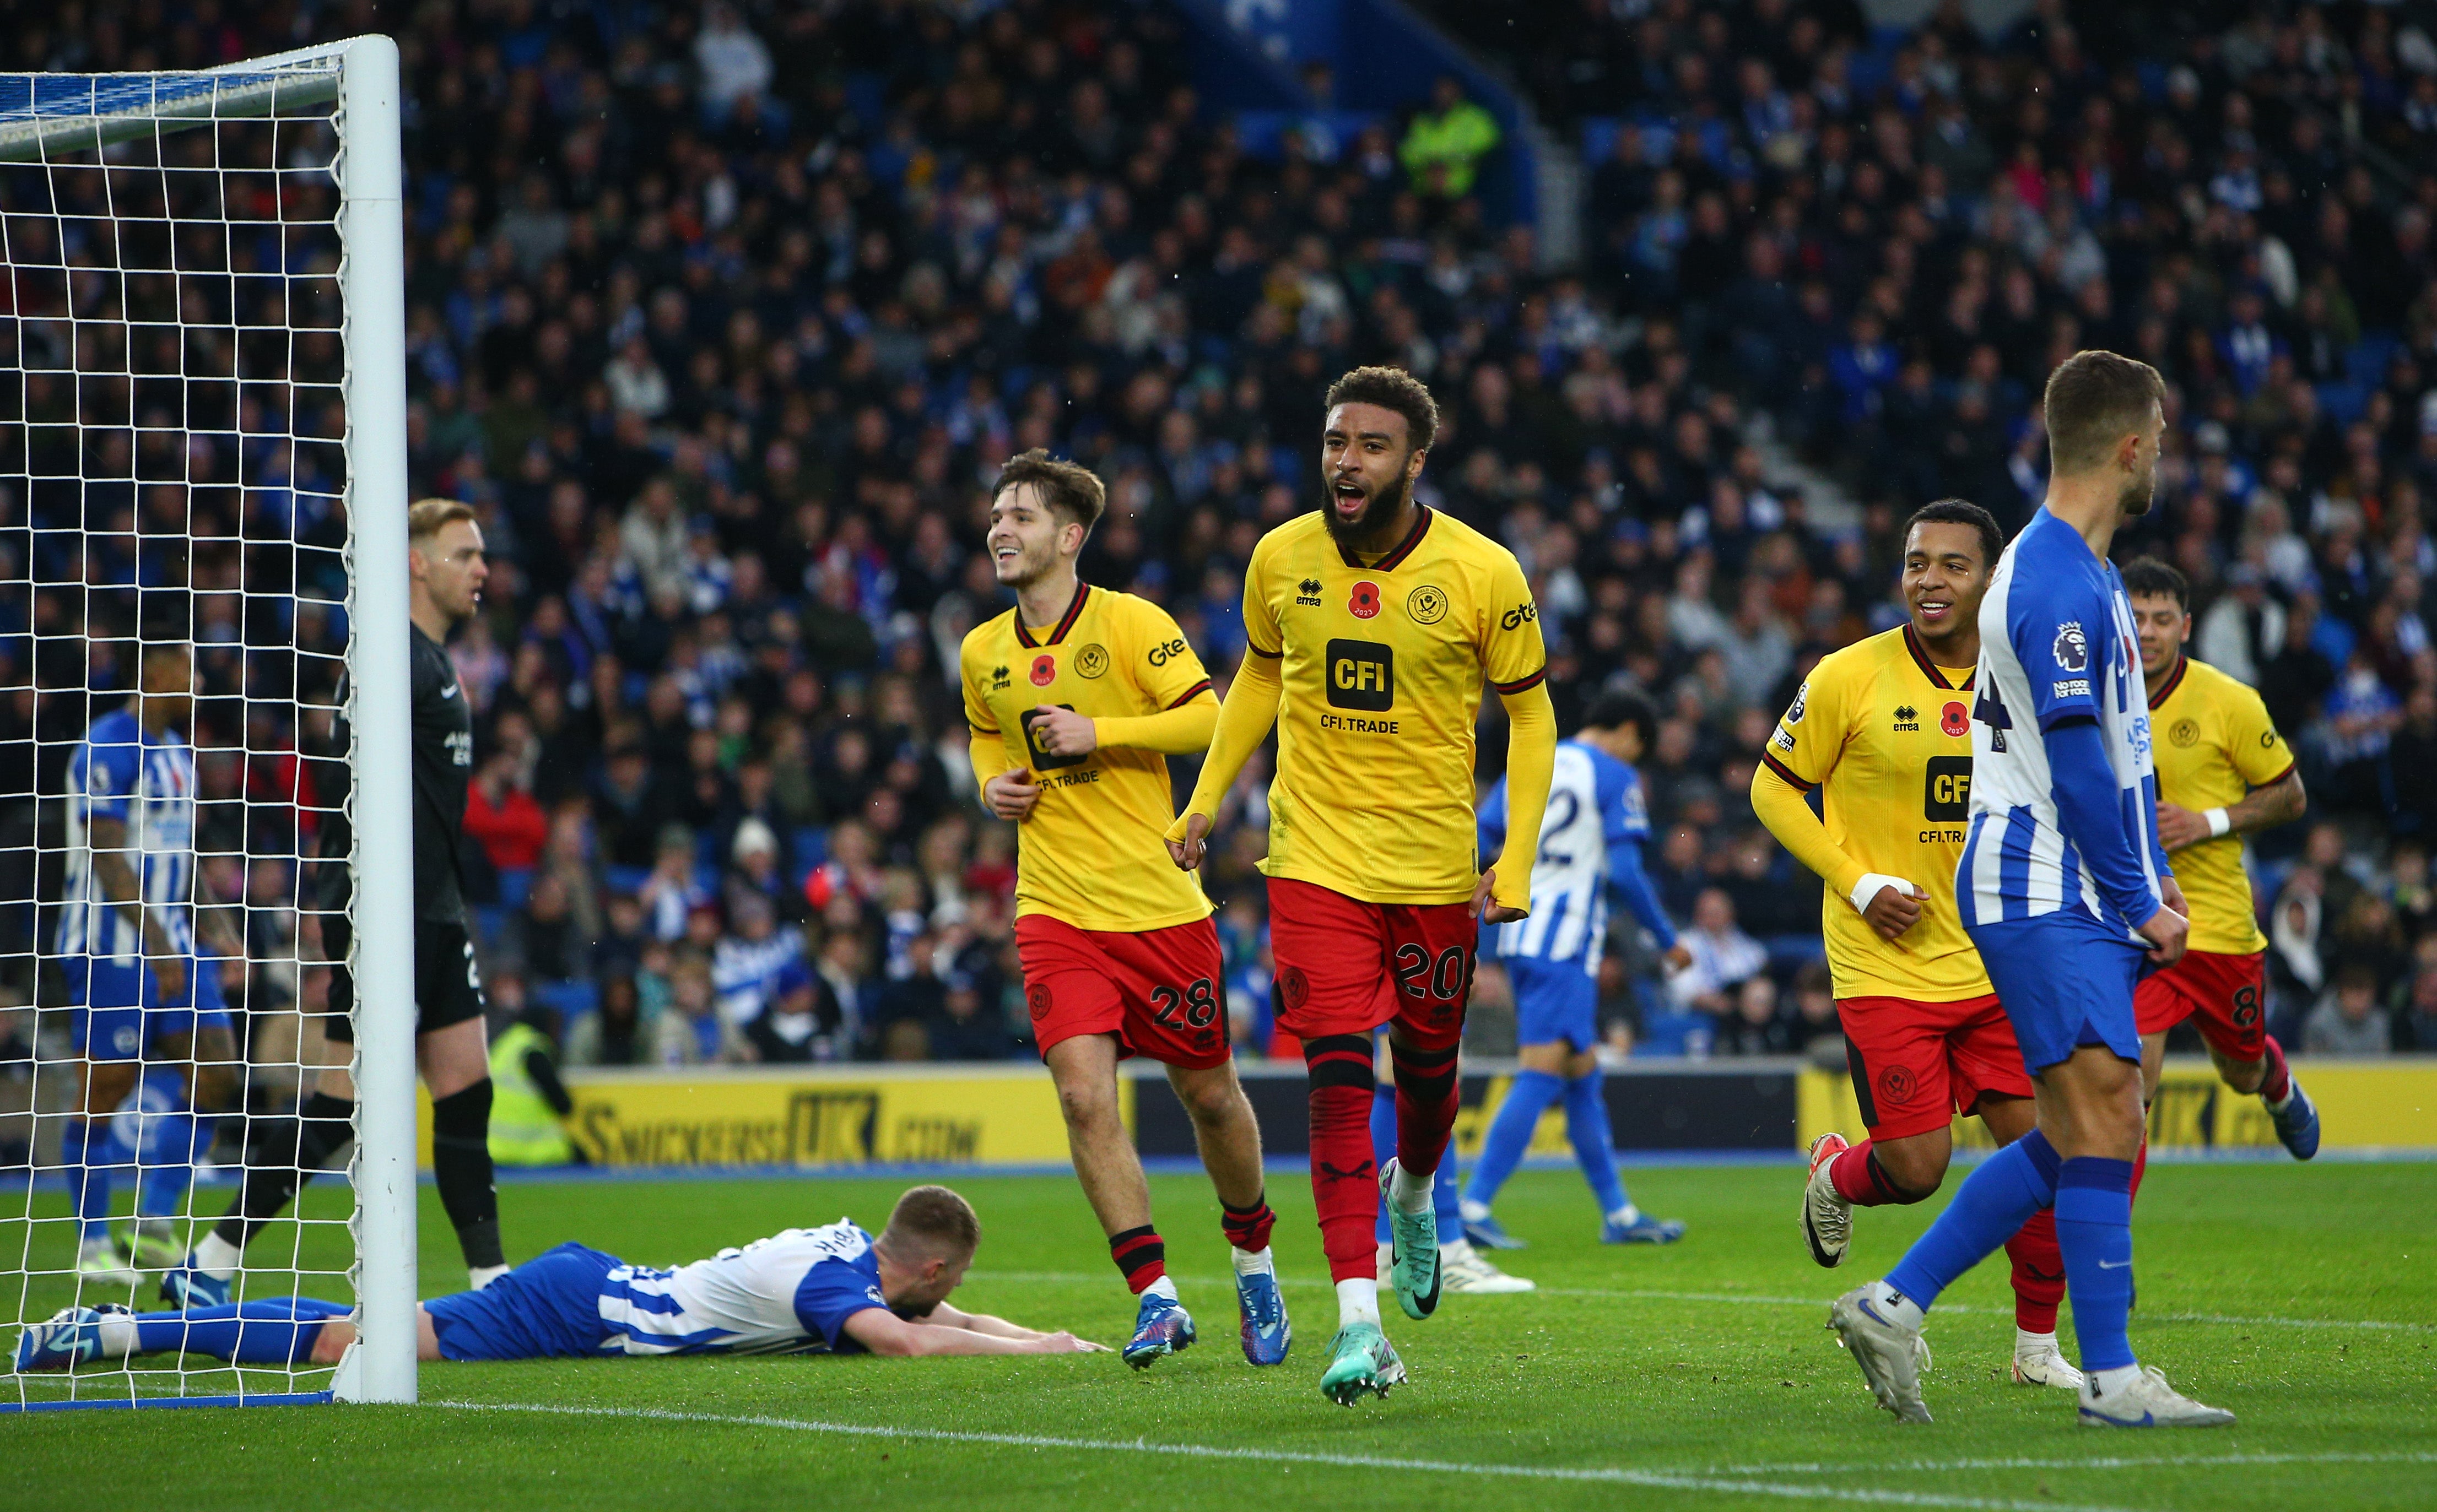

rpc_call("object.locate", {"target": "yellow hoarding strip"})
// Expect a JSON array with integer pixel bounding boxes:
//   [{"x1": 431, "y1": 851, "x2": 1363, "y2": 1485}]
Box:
[{"x1": 1796, "y1": 1061, "x2": 2437, "y2": 1151}]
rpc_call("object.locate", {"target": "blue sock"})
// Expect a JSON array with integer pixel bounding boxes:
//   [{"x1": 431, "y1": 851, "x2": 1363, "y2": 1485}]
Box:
[
  {"x1": 64, "y1": 1117, "x2": 117, "y2": 1245},
  {"x1": 1885, "y1": 1128, "x2": 2060, "y2": 1312},
  {"x1": 136, "y1": 1299, "x2": 353, "y2": 1364},
  {"x1": 2055, "y1": 1156, "x2": 2137, "y2": 1373},
  {"x1": 1371, "y1": 1083, "x2": 1397, "y2": 1245},
  {"x1": 1434, "y1": 1151, "x2": 1461, "y2": 1244},
  {"x1": 138, "y1": 1111, "x2": 214, "y2": 1220},
  {"x1": 1463, "y1": 1069, "x2": 1564, "y2": 1212},
  {"x1": 1563, "y1": 1070, "x2": 1631, "y2": 1217}
]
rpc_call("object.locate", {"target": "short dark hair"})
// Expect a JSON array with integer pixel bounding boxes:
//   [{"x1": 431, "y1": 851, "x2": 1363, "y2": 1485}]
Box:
[
  {"x1": 880, "y1": 1184, "x2": 980, "y2": 1259},
  {"x1": 992, "y1": 448, "x2": 1107, "y2": 535},
  {"x1": 1323, "y1": 365, "x2": 1439, "y2": 452},
  {"x1": 2120, "y1": 556, "x2": 2189, "y2": 610},
  {"x1": 2043, "y1": 350, "x2": 2166, "y2": 475},
  {"x1": 1580, "y1": 687, "x2": 1659, "y2": 750},
  {"x1": 1903, "y1": 498, "x2": 2003, "y2": 572}
]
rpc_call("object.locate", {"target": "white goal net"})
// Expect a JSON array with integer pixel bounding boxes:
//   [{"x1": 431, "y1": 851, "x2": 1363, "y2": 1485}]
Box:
[{"x1": 1, "y1": 37, "x2": 415, "y2": 1410}]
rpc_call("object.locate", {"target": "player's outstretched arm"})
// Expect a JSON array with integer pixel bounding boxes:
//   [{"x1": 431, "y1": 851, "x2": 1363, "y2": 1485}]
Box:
[
  {"x1": 916, "y1": 1300, "x2": 1109, "y2": 1348},
  {"x1": 842, "y1": 1307, "x2": 1100, "y2": 1356},
  {"x1": 1479, "y1": 681, "x2": 1557, "y2": 923},
  {"x1": 1166, "y1": 653, "x2": 1283, "y2": 868},
  {"x1": 1080, "y1": 692, "x2": 1219, "y2": 756}
]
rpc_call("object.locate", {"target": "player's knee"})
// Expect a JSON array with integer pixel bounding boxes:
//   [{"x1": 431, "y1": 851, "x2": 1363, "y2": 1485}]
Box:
[
  {"x1": 1872, "y1": 1150, "x2": 1946, "y2": 1202},
  {"x1": 430, "y1": 1077, "x2": 493, "y2": 1146},
  {"x1": 1055, "y1": 1077, "x2": 1120, "y2": 1132},
  {"x1": 2213, "y1": 1051, "x2": 2265, "y2": 1095},
  {"x1": 1175, "y1": 1070, "x2": 1246, "y2": 1125}
]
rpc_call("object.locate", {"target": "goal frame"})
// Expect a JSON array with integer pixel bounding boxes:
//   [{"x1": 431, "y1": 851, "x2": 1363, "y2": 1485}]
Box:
[{"x1": 1, "y1": 35, "x2": 417, "y2": 1407}]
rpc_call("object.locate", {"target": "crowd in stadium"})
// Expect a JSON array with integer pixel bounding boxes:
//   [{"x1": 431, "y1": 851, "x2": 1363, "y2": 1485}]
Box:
[{"x1": 3, "y1": 0, "x2": 2434, "y2": 1099}]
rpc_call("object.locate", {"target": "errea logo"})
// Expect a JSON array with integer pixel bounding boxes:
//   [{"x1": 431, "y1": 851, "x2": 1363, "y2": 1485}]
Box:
[
  {"x1": 1892, "y1": 704, "x2": 1921, "y2": 731},
  {"x1": 1295, "y1": 578, "x2": 1324, "y2": 607},
  {"x1": 990, "y1": 664, "x2": 1011, "y2": 690}
]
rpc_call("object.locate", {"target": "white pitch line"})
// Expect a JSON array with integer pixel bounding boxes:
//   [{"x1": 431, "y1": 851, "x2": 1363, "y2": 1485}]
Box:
[
  {"x1": 970, "y1": 1271, "x2": 2437, "y2": 1334},
  {"x1": 1714, "y1": 1452, "x2": 2437, "y2": 1474},
  {"x1": 430, "y1": 1399, "x2": 2139, "y2": 1512}
]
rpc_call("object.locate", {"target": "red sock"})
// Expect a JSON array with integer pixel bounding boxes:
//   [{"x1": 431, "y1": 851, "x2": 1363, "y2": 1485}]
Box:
[
  {"x1": 1220, "y1": 1195, "x2": 1277, "y2": 1254},
  {"x1": 1390, "y1": 1038, "x2": 1461, "y2": 1177},
  {"x1": 2005, "y1": 1207, "x2": 2065, "y2": 1334},
  {"x1": 2131, "y1": 1137, "x2": 2148, "y2": 1202},
  {"x1": 1828, "y1": 1139, "x2": 1922, "y2": 1206},
  {"x1": 2257, "y1": 1036, "x2": 2293, "y2": 1105},
  {"x1": 1304, "y1": 1034, "x2": 1379, "y2": 1284},
  {"x1": 1109, "y1": 1225, "x2": 1166, "y2": 1293}
]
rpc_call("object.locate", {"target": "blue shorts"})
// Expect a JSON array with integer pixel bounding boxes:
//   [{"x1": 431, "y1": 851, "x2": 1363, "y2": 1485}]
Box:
[
  {"x1": 66, "y1": 954, "x2": 230, "y2": 1060},
  {"x1": 424, "y1": 1242, "x2": 623, "y2": 1362},
  {"x1": 1506, "y1": 956, "x2": 1600, "y2": 1051},
  {"x1": 1965, "y1": 909, "x2": 2144, "y2": 1074}
]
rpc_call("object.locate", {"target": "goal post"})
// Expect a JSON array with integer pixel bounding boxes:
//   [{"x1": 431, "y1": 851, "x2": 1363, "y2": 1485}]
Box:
[{"x1": 0, "y1": 35, "x2": 414, "y2": 1408}]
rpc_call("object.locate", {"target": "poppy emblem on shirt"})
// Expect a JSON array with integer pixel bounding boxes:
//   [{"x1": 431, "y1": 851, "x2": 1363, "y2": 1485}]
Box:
[
  {"x1": 1348, "y1": 581, "x2": 1382, "y2": 619},
  {"x1": 1030, "y1": 654, "x2": 1056, "y2": 686},
  {"x1": 1941, "y1": 701, "x2": 1969, "y2": 737}
]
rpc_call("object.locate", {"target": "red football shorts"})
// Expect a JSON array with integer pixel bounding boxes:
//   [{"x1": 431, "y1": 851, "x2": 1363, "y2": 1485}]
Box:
[
  {"x1": 1014, "y1": 913, "x2": 1231, "y2": 1070},
  {"x1": 1838, "y1": 993, "x2": 2035, "y2": 1142},
  {"x1": 2134, "y1": 947, "x2": 2268, "y2": 1063},
  {"x1": 1266, "y1": 876, "x2": 1477, "y2": 1047}
]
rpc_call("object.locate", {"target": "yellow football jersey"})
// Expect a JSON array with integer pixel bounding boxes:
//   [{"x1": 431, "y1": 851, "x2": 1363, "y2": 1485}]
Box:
[
  {"x1": 960, "y1": 583, "x2": 1215, "y2": 933},
  {"x1": 1765, "y1": 624, "x2": 1992, "y2": 1002},
  {"x1": 2147, "y1": 655, "x2": 2291, "y2": 955},
  {"x1": 1241, "y1": 506, "x2": 1546, "y2": 906}
]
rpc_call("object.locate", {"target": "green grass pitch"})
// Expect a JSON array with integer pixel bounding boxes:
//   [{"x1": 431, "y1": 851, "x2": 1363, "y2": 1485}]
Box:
[{"x1": 7, "y1": 1159, "x2": 2436, "y2": 1510}]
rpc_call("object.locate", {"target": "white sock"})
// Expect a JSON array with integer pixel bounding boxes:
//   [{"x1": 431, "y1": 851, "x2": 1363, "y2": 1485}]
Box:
[
  {"x1": 1336, "y1": 1277, "x2": 1381, "y2": 1327},
  {"x1": 469, "y1": 1263, "x2": 511, "y2": 1290},
  {"x1": 1230, "y1": 1245, "x2": 1274, "y2": 1278},
  {"x1": 1608, "y1": 1203, "x2": 1640, "y2": 1227},
  {"x1": 2265, "y1": 1083, "x2": 2295, "y2": 1112},
  {"x1": 1867, "y1": 1278, "x2": 1926, "y2": 1331},
  {"x1": 1458, "y1": 1197, "x2": 1492, "y2": 1223},
  {"x1": 2015, "y1": 1327, "x2": 2059, "y2": 1356},
  {"x1": 1390, "y1": 1159, "x2": 1434, "y2": 1213},
  {"x1": 95, "y1": 1313, "x2": 138, "y2": 1361},
  {"x1": 1141, "y1": 1273, "x2": 1180, "y2": 1302},
  {"x1": 2088, "y1": 1362, "x2": 2143, "y2": 1396},
  {"x1": 193, "y1": 1232, "x2": 242, "y2": 1281}
]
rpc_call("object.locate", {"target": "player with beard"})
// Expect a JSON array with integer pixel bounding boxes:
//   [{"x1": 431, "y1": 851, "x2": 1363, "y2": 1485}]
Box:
[
  {"x1": 1168, "y1": 366, "x2": 1556, "y2": 1405},
  {"x1": 1833, "y1": 351, "x2": 2231, "y2": 1428},
  {"x1": 168, "y1": 500, "x2": 509, "y2": 1304},
  {"x1": 958, "y1": 450, "x2": 1288, "y2": 1370},
  {"x1": 1757, "y1": 500, "x2": 2084, "y2": 1390}
]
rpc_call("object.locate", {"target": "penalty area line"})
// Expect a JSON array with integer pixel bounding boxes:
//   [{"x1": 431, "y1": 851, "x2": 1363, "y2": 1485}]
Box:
[
  {"x1": 968, "y1": 1272, "x2": 2437, "y2": 1334},
  {"x1": 431, "y1": 1400, "x2": 2140, "y2": 1512}
]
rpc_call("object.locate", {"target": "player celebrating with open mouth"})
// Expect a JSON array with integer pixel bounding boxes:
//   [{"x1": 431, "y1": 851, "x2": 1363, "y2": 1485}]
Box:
[
  {"x1": 1755, "y1": 500, "x2": 2084, "y2": 1389},
  {"x1": 1169, "y1": 366, "x2": 1555, "y2": 1406},
  {"x1": 961, "y1": 450, "x2": 1288, "y2": 1370}
]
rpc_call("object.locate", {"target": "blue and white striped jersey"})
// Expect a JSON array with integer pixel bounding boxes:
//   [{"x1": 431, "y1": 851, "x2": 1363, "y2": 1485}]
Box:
[
  {"x1": 1958, "y1": 510, "x2": 2165, "y2": 939},
  {"x1": 1480, "y1": 740, "x2": 1674, "y2": 972},
  {"x1": 57, "y1": 707, "x2": 197, "y2": 968},
  {"x1": 596, "y1": 1218, "x2": 890, "y2": 1356}
]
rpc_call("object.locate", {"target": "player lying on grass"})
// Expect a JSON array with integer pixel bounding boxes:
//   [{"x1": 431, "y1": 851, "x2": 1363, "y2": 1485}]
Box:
[
  {"x1": 16, "y1": 1185, "x2": 1102, "y2": 1371},
  {"x1": 1754, "y1": 501, "x2": 2084, "y2": 1390},
  {"x1": 2120, "y1": 558, "x2": 2318, "y2": 1157},
  {"x1": 960, "y1": 451, "x2": 1287, "y2": 1372}
]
